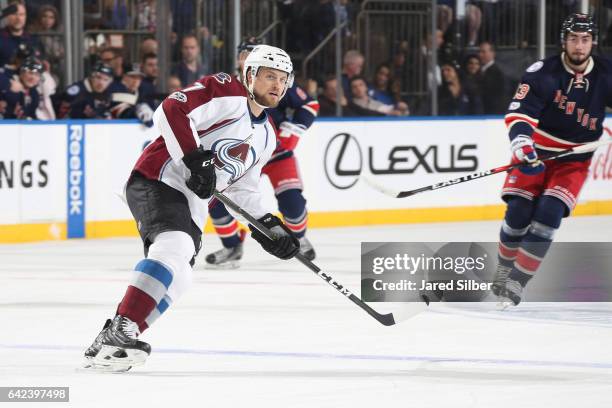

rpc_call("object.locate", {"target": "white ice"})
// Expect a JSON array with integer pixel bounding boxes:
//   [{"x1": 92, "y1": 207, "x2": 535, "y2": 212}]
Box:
[{"x1": 1, "y1": 216, "x2": 612, "y2": 408}]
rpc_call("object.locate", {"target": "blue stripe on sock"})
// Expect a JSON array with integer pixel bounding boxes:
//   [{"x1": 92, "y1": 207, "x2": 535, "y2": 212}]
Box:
[
  {"x1": 157, "y1": 298, "x2": 170, "y2": 313},
  {"x1": 135, "y1": 259, "x2": 173, "y2": 289}
]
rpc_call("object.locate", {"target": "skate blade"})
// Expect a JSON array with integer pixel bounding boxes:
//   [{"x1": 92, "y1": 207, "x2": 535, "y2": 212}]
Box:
[
  {"x1": 88, "y1": 345, "x2": 148, "y2": 371},
  {"x1": 204, "y1": 260, "x2": 241, "y2": 270},
  {"x1": 81, "y1": 357, "x2": 132, "y2": 373},
  {"x1": 496, "y1": 299, "x2": 515, "y2": 311}
]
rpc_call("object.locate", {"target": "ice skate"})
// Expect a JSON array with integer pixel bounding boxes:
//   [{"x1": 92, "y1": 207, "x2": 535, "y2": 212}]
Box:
[
  {"x1": 497, "y1": 278, "x2": 523, "y2": 310},
  {"x1": 82, "y1": 315, "x2": 150, "y2": 372},
  {"x1": 298, "y1": 236, "x2": 316, "y2": 261},
  {"x1": 205, "y1": 242, "x2": 244, "y2": 269},
  {"x1": 491, "y1": 263, "x2": 512, "y2": 296}
]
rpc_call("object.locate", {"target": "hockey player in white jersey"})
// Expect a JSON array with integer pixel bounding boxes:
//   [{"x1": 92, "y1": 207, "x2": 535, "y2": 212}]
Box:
[{"x1": 83, "y1": 45, "x2": 300, "y2": 372}]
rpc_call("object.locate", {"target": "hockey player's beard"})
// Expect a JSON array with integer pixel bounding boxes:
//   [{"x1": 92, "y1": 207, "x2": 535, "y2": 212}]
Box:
[
  {"x1": 253, "y1": 92, "x2": 280, "y2": 109},
  {"x1": 566, "y1": 51, "x2": 591, "y2": 67}
]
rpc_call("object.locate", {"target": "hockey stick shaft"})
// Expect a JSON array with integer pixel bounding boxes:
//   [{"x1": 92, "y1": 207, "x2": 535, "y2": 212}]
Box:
[
  {"x1": 391, "y1": 138, "x2": 612, "y2": 198},
  {"x1": 212, "y1": 191, "x2": 399, "y2": 326}
]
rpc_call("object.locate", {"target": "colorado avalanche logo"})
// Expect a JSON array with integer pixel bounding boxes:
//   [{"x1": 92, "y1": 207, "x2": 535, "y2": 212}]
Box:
[{"x1": 212, "y1": 135, "x2": 257, "y2": 182}]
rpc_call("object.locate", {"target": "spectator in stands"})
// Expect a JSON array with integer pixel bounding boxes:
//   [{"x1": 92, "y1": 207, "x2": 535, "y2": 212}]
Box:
[
  {"x1": 108, "y1": 0, "x2": 128, "y2": 30},
  {"x1": 109, "y1": 63, "x2": 143, "y2": 117},
  {"x1": 24, "y1": 0, "x2": 60, "y2": 29},
  {"x1": 53, "y1": 62, "x2": 113, "y2": 119},
  {"x1": 170, "y1": 0, "x2": 196, "y2": 36},
  {"x1": 139, "y1": 52, "x2": 157, "y2": 93},
  {"x1": 0, "y1": 56, "x2": 42, "y2": 119},
  {"x1": 350, "y1": 76, "x2": 409, "y2": 116},
  {"x1": 0, "y1": 1, "x2": 40, "y2": 68},
  {"x1": 139, "y1": 36, "x2": 158, "y2": 60},
  {"x1": 478, "y1": 41, "x2": 507, "y2": 114},
  {"x1": 462, "y1": 53, "x2": 482, "y2": 98},
  {"x1": 370, "y1": 63, "x2": 398, "y2": 106},
  {"x1": 437, "y1": 1, "x2": 482, "y2": 47},
  {"x1": 318, "y1": 75, "x2": 383, "y2": 117},
  {"x1": 171, "y1": 34, "x2": 208, "y2": 87},
  {"x1": 108, "y1": 62, "x2": 154, "y2": 126},
  {"x1": 29, "y1": 5, "x2": 64, "y2": 76},
  {"x1": 341, "y1": 49, "x2": 364, "y2": 99},
  {"x1": 136, "y1": 0, "x2": 156, "y2": 32},
  {"x1": 166, "y1": 74, "x2": 182, "y2": 93},
  {"x1": 99, "y1": 47, "x2": 124, "y2": 81},
  {"x1": 437, "y1": 62, "x2": 482, "y2": 116}
]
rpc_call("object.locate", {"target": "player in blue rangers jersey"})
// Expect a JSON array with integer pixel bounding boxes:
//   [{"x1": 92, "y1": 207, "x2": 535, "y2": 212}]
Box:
[
  {"x1": 0, "y1": 56, "x2": 42, "y2": 119},
  {"x1": 204, "y1": 38, "x2": 320, "y2": 268},
  {"x1": 493, "y1": 13, "x2": 612, "y2": 307},
  {"x1": 53, "y1": 62, "x2": 114, "y2": 119}
]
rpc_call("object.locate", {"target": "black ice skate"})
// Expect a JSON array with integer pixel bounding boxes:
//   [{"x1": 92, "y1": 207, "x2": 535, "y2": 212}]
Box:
[
  {"x1": 298, "y1": 236, "x2": 316, "y2": 261},
  {"x1": 497, "y1": 278, "x2": 523, "y2": 309},
  {"x1": 491, "y1": 263, "x2": 512, "y2": 296},
  {"x1": 82, "y1": 315, "x2": 151, "y2": 372}
]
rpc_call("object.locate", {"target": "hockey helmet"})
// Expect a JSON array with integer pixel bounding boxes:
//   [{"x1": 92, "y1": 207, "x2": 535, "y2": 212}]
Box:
[
  {"x1": 237, "y1": 36, "x2": 262, "y2": 54},
  {"x1": 19, "y1": 57, "x2": 43, "y2": 74},
  {"x1": 242, "y1": 44, "x2": 294, "y2": 107},
  {"x1": 561, "y1": 13, "x2": 598, "y2": 44},
  {"x1": 91, "y1": 61, "x2": 114, "y2": 78}
]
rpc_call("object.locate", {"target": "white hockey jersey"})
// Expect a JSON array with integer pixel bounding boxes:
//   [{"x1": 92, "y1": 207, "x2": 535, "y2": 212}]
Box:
[{"x1": 133, "y1": 72, "x2": 277, "y2": 228}]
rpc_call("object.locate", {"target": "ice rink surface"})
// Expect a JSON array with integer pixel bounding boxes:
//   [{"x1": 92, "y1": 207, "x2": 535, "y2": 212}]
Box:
[{"x1": 1, "y1": 216, "x2": 612, "y2": 407}]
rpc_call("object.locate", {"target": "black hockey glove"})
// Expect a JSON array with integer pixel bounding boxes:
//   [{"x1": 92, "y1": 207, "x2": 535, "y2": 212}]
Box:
[
  {"x1": 182, "y1": 146, "x2": 216, "y2": 199},
  {"x1": 249, "y1": 214, "x2": 300, "y2": 260}
]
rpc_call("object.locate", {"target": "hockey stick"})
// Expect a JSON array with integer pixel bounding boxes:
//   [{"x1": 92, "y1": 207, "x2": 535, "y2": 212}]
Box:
[
  {"x1": 362, "y1": 138, "x2": 612, "y2": 199},
  {"x1": 213, "y1": 191, "x2": 428, "y2": 326}
]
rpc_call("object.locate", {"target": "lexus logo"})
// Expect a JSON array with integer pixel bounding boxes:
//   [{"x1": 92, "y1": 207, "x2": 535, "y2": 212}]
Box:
[
  {"x1": 324, "y1": 133, "x2": 362, "y2": 189},
  {"x1": 323, "y1": 132, "x2": 480, "y2": 190}
]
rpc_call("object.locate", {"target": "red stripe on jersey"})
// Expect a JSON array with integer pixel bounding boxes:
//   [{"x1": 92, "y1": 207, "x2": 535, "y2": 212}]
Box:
[
  {"x1": 305, "y1": 101, "x2": 320, "y2": 112},
  {"x1": 532, "y1": 129, "x2": 579, "y2": 150},
  {"x1": 197, "y1": 116, "x2": 242, "y2": 138},
  {"x1": 505, "y1": 114, "x2": 538, "y2": 128}
]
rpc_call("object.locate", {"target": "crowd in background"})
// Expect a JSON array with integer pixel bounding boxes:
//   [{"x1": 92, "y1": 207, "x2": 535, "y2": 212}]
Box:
[{"x1": 0, "y1": 0, "x2": 605, "y2": 122}]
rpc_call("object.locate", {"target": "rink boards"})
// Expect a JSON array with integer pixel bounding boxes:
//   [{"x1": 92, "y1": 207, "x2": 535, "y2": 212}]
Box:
[{"x1": 1, "y1": 117, "x2": 612, "y2": 242}]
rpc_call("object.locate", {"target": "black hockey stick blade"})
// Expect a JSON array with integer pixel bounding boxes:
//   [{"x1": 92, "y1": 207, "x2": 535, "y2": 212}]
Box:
[{"x1": 213, "y1": 191, "x2": 425, "y2": 326}]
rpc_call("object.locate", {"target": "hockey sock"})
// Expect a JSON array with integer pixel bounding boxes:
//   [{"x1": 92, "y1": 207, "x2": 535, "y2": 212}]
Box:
[
  {"x1": 510, "y1": 196, "x2": 565, "y2": 286},
  {"x1": 498, "y1": 196, "x2": 533, "y2": 267},
  {"x1": 118, "y1": 259, "x2": 173, "y2": 332},
  {"x1": 119, "y1": 231, "x2": 195, "y2": 332},
  {"x1": 277, "y1": 189, "x2": 308, "y2": 238},
  {"x1": 209, "y1": 200, "x2": 241, "y2": 247},
  {"x1": 143, "y1": 294, "x2": 173, "y2": 329}
]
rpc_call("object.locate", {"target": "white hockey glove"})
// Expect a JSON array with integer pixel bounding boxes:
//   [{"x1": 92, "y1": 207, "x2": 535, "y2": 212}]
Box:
[
  {"x1": 135, "y1": 103, "x2": 154, "y2": 127},
  {"x1": 510, "y1": 135, "x2": 544, "y2": 175}
]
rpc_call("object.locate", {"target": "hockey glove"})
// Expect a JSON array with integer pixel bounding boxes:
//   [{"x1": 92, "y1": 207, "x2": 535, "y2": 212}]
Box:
[
  {"x1": 135, "y1": 103, "x2": 154, "y2": 127},
  {"x1": 249, "y1": 214, "x2": 300, "y2": 260},
  {"x1": 182, "y1": 146, "x2": 216, "y2": 199},
  {"x1": 510, "y1": 135, "x2": 545, "y2": 175},
  {"x1": 278, "y1": 121, "x2": 306, "y2": 151}
]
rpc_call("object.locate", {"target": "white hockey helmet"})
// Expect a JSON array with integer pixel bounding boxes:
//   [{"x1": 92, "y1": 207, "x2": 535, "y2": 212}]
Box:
[{"x1": 242, "y1": 44, "x2": 295, "y2": 107}]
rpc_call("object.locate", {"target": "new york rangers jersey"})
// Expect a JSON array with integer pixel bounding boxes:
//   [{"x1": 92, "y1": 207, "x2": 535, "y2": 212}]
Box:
[
  {"x1": 268, "y1": 83, "x2": 319, "y2": 161},
  {"x1": 134, "y1": 73, "x2": 276, "y2": 228},
  {"x1": 504, "y1": 53, "x2": 612, "y2": 161}
]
